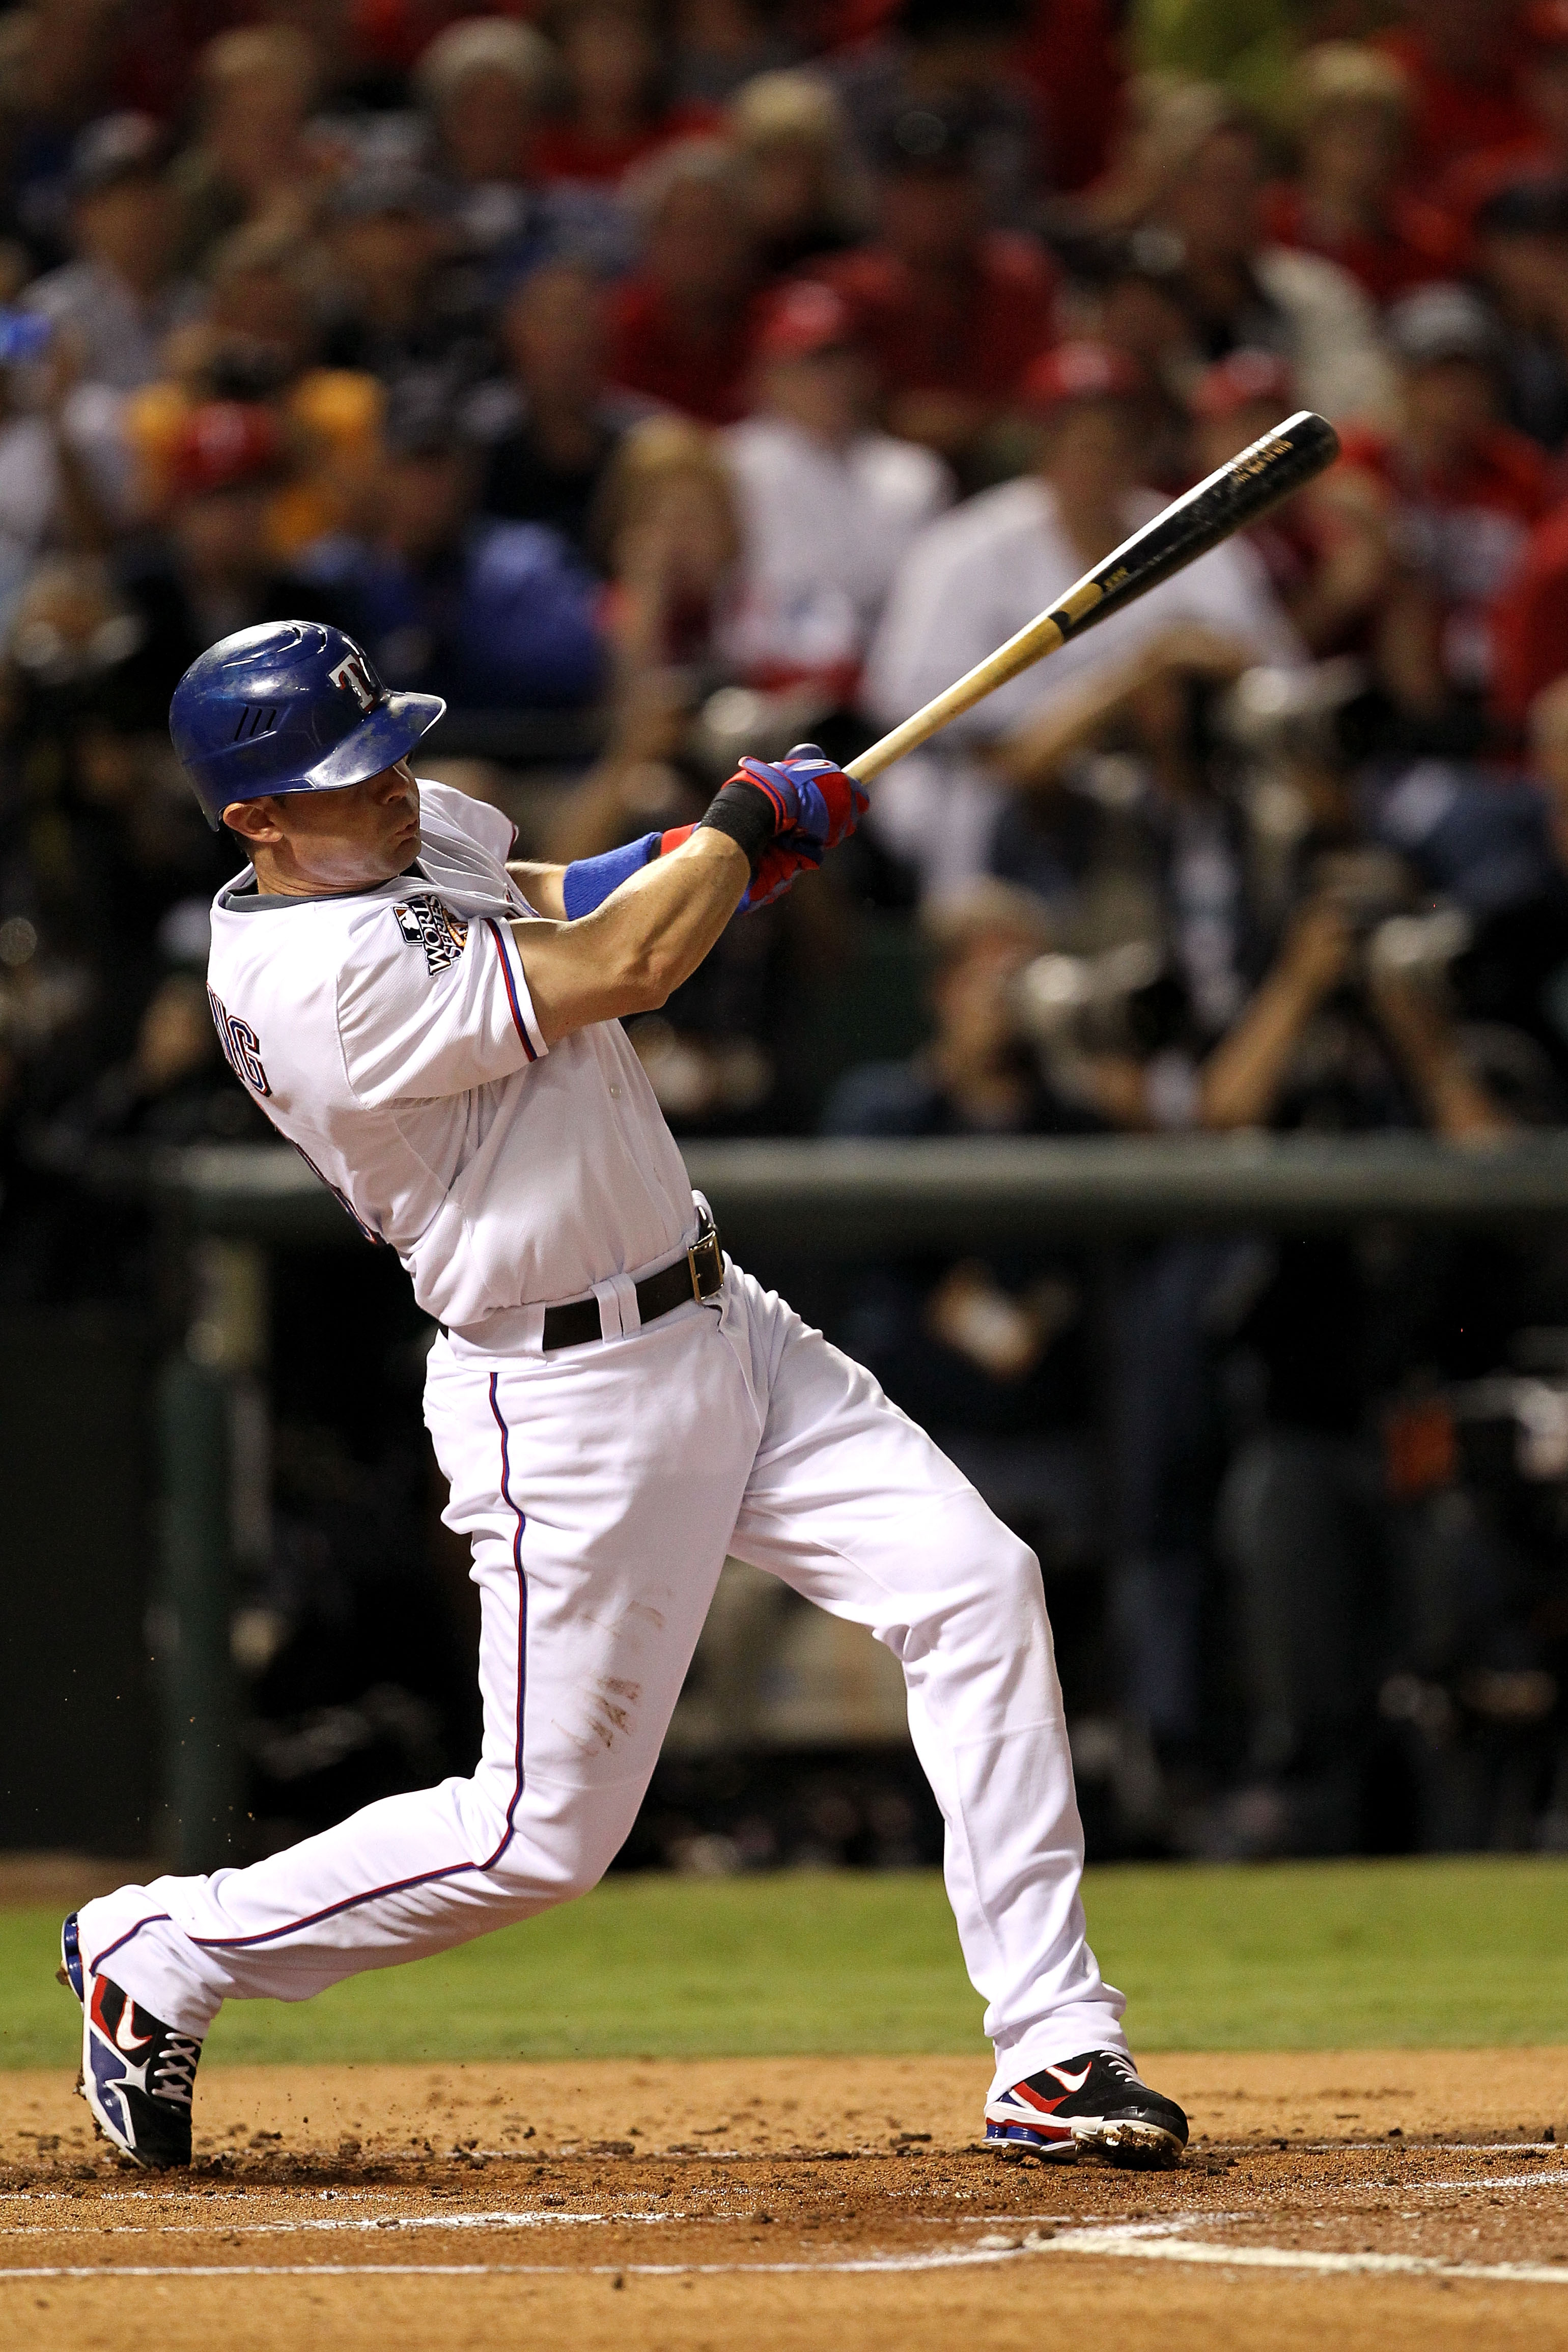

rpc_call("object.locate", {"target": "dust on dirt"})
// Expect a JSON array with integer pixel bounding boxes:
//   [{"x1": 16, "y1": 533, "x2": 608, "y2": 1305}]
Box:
[{"x1": 3, "y1": 2053, "x2": 1568, "y2": 2350}]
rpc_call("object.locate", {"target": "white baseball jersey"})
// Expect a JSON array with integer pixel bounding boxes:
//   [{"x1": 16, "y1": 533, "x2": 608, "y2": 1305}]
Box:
[{"x1": 204, "y1": 779, "x2": 695, "y2": 1329}]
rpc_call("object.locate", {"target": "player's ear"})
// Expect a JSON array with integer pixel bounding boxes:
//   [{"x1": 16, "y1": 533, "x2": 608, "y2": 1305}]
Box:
[{"x1": 223, "y1": 797, "x2": 285, "y2": 845}]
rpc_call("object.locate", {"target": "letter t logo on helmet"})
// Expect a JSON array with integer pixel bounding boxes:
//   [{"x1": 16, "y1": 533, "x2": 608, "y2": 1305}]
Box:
[
  {"x1": 328, "y1": 651, "x2": 379, "y2": 713},
  {"x1": 169, "y1": 620, "x2": 446, "y2": 829}
]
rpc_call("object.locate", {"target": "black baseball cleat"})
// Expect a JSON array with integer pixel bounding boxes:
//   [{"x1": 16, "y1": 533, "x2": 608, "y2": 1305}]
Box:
[
  {"x1": 58, "y1": 1911, "x2": 203, "y2": 2169},
  {"x1": 985, "y1": 2050, "x2": 1189, "y2": 2169}
]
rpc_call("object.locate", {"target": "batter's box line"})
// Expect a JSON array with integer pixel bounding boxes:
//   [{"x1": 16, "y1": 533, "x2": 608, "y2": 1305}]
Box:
[
  {"x1": 0, "y1": 2209, "x2": 685, "y2": 2238},
  {"x1": 1030, "y1": 2222, "x2": 1568, "y2": 2286},
  {"x1": 0, "y1": 2246, "x2": 1042, "y2": 2282}
]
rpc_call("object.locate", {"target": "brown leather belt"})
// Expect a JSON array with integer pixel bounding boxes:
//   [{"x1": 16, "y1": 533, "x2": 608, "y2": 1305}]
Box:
[{"x1": 540, "y1": 1212, "x2": 724, "y2": 1353}]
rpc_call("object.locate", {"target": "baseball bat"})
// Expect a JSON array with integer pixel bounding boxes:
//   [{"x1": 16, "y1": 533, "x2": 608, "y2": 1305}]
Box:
[{"x1": 845, "y1": 408, "x2": 1340, "y2": 786}]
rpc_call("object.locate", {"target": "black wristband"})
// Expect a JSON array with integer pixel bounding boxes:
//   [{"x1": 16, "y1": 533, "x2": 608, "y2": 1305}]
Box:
[{"x1": 696, "y1": 776, "x2": 777, "y2": 875}]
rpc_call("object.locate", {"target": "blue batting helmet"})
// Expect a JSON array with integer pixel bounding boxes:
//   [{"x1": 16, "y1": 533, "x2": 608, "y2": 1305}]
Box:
[{"x1": 169, "y1": 621, "x2": 445, "y2": 829}]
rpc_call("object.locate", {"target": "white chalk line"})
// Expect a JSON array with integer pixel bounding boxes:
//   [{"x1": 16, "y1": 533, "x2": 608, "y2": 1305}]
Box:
[
  {"x1": 1031, "y1": 2221, "x2": 1568, "y2": 2286},
  {"x1": 0, "y1": 2244, "x2": 1027, "y2": 2282},
  {"x1": 0, "y1": 2208, "x2": 680, "y2": 2237},
  {"x1": 3, "y1": 2232, "x2": 1568, "y2": 2289}
]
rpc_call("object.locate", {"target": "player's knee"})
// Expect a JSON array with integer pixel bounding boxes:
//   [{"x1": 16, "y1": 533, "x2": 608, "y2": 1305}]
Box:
[
  {"x1": 989, "y1": 1528, "x2": 1047, "y2": 1619},
  {"x1": 935, "y1": 1504, "x2": 1042, "y2": 1607},
  {"x1": 477, "y1": 1790, "x2": 631, "y2": 1909}
]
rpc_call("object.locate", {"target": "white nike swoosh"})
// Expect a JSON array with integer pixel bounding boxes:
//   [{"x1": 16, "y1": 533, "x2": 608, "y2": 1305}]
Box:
[
  {"x1": 111, "y1": 2006, "x2": 152, "y2": 2057},
  {"x1": 1039, "y1": 2062, "x2": 1094, "y2": 2094}
]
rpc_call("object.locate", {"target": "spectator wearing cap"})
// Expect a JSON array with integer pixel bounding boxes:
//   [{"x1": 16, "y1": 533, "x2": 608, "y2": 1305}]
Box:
[
  {"x1": 1373, "y1": 0, "x2": 1535, "y2": 186},
  {"x1": 607, "y1": 139, "x2": 765, "y2": 425},
  {"x1": 1469, "y1": 180, "x2": 1568, "y2": 452},
  {"x1": 414, "y1": 17, "x2": 633, "y2": 295},
  {"x1": 806, "y1": 96, "x2": 1058, "y2": 475},
  {"x1": 1261, "y1": 44, "x2": 1464, "y2": 310},
  {"x1": 729, "y1": 69, "x2": 868, "y2": 279},
  {"x1": 1439, "y1": 3, "x2": 1568, "y2": 227},
  {"x1": 171, "y1": 25, "x2": 329, "y2": 275},
  {"x1": 124, "y1": 223, "x2": 384, "y2": 562},
  {"x1": 1146, "y1": 103, "x2": 1396, "y2": 430},
  {"x1": 318, "y1": 162, "x2": 495, "y2": 408},
  {"x1": 1337, "y1": 284, "x2": 1553, "y2": 714},
  {"x1": 830, "y1": 0, "x2": 1044, "y2": 230},
  {"x1": 296, "y1": 382, "x2": 604, "y2": 711},
  {"x1": 113, "y1": 401, "x2": 338, "y2": 707},
  {"x1": 535, "y1": 0, "x2": 722, "y2": 187},
  {"x1": 23, "y1": 114, "x2": 204, "y2": 393},
  {"x1": 472, "y1": 260, "x2": 652, "y2": 561},
  {"x1": 862, "y1": 341, "x2": 1299, "y2": 895},
  {"x1": 721, "y1": 278, "x2": 949, "y2": 701}
]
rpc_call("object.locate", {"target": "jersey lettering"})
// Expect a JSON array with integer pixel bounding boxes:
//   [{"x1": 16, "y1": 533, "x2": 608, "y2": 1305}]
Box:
[
  {"x1": 394, "y1": 893, "x2": 469, "y2": 976},
  {"x1": 207, "y1": 987, "x2": 272, "y2": 1098}
]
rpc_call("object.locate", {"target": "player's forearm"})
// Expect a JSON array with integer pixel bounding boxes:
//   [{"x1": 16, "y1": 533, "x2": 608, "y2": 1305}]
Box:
[{"x1": 511, "y1": 830, "x2": 749, "y2": 1045}]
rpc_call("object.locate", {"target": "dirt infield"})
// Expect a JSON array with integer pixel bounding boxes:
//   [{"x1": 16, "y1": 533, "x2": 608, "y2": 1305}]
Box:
[{"x1": 3, "y1": 2052, "x2": 1568, "y2": 2350}]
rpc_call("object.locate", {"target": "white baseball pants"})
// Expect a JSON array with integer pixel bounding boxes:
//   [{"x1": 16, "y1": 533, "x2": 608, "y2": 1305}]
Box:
[{"x1": 79, "y1": 1263, "x2": 1127, "y2": 2099}]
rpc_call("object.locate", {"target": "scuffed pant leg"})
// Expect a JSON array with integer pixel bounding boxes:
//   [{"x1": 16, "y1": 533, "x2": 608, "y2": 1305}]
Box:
[
  {"x1": 79, "y1": 1306, "x2": 757, "y2": 2039},
  {"x1": 719, "y1": 1267, "x2": 1127, "y2": 2099}
]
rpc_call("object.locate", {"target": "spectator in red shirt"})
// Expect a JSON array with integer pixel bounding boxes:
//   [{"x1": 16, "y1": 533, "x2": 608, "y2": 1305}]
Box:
[
  {"x1": 1014, "y1": 0, "x2": 1124, "y2": 197},
  {"x1": 809, "y1": 98, "x2": 1057, "y2": 476},
  {"x1": 1439, "y1": 1, "x2": 1568, "y2": 227},
  {"x1": 1338, "y1": 283, "x2": 1553, "y2": 713},
  {"x1": 1262, "y1": 44, "x2": 1465, "y2": 310},
  {"x1": 1374, "y1": 0, "x2": 1533, "y2": 184},
  {"x1": 607, "y1": 138, "x2": 764, "y2": 424},
  {"x1": 535, "y1": 0, "x2": 721, "y2": 188}
]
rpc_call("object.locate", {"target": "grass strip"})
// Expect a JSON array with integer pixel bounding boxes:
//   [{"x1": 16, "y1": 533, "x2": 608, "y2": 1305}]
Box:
[{"x1": 1, "y1": 1856, "x2": 1562, "y2": 2068}]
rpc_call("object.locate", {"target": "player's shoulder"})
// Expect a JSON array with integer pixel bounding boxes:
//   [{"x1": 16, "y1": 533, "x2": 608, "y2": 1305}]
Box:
[{"x1": 415, "y1": 777, "x2": 517, "y2": 866}]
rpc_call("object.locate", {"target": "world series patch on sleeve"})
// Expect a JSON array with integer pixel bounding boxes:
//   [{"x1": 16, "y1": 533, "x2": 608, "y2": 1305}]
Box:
[{"x1": 395, "y1": 893, "x2": 469, "y2": 974}]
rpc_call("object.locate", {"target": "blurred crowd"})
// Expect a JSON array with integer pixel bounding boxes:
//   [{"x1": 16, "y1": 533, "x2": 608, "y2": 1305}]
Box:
[{"x1": 7, "y1": 0, "x2": 1568, "y2": 1863}]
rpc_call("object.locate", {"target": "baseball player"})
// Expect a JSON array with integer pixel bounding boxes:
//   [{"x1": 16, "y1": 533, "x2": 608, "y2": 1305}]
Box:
[{"x1": 60, "y1": 621, "x2": 1187, "y2": 2176}]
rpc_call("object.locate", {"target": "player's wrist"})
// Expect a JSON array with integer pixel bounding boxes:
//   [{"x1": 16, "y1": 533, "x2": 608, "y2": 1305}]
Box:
[{"x1": 696, "y1": 774, "x2": 781, "y2": 876}]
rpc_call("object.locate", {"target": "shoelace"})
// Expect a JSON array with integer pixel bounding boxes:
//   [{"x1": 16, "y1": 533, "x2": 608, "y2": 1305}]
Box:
[
  {"x1": 1098, "y1": 2051, "x2": 1143, "y2": 2086},
  {"x1": 151, "y1": 2033, "x2": 202, "y2": 2108}
]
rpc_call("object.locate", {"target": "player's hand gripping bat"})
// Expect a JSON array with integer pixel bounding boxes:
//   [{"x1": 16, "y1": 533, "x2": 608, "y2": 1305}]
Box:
[{"x1": 843, "y1": 409, "x2": 1341, "y2": 787}]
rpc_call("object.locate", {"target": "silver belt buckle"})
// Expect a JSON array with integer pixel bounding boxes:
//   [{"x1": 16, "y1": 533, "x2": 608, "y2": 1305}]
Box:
[{"x1": 687, "y1": 1222, "x2": 722, "y2": 1301}]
